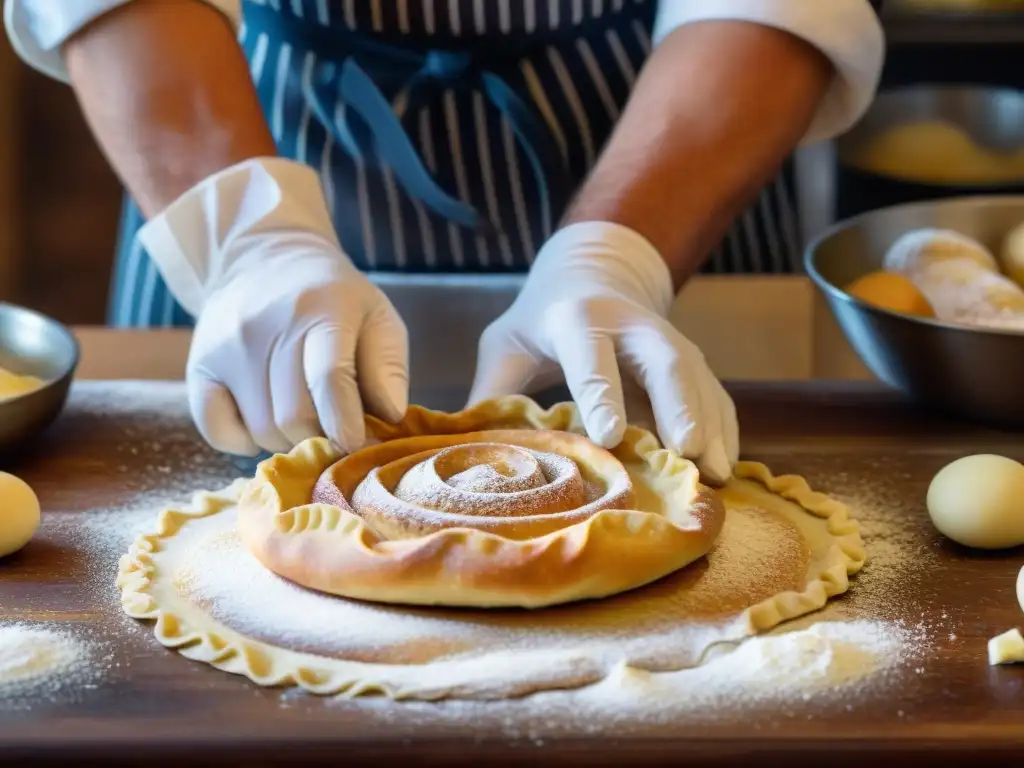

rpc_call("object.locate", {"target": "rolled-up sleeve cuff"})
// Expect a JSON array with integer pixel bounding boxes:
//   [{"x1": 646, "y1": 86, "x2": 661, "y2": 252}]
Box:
[
  {"x1": 3, "y1": 0, "x2": 242, "y2": 84},
  {"x1": 652, "y1": 0, "x2": 885, "y2": 145}
]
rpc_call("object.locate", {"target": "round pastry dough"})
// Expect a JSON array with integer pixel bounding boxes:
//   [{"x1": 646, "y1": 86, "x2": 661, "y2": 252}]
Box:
[
  {"x1": 0, "y1": 472, "x2": 40, "y2": 558},
  {"x1": 117, "y1": 431, "x2": 867, "y2": 701},
  {"x1": 1017, "y1": 564, "x2": 1024, "y2": 614},
  {"x1": 926, "y1": 454, "x2": 1024, "y2": 549},
  {"x1": 237, "y1": 397, "x2": 726, "y2": 609}
]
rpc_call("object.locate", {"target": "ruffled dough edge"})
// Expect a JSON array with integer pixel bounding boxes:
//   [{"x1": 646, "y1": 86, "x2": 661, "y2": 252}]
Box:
[
  {"x1": 115, "y1": 398, "x2": 868, "y2": 700},
  {"x1": 234, "y1": 395, "x2": 725, "y2": 608},
  {"x1": 730, "y1": 462, "x2": 866, "y2": 633}
]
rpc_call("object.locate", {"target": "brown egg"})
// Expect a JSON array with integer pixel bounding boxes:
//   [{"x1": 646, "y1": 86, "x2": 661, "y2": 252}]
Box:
[{"x1": 845, "y1": 271, "x2": 935, "y2": 318}]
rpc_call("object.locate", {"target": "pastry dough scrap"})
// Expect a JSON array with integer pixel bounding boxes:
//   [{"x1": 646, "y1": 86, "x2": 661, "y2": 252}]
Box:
[
  {"x1": 988, "y1": 628, "x2": 1024, "y2": 665},
  {"x1": 236, "y1": 396, "x2": 727, "y2": 609}
]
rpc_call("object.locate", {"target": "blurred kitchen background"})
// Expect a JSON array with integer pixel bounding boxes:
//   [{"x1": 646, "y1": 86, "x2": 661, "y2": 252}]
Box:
[{"x1": 2, "y1": 0, "x2": 1024, "y2": 327}]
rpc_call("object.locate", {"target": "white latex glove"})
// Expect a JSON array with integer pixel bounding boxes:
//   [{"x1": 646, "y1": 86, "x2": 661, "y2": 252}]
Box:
[
  {"x1": 138, "y1": 157, "x2": 409, "y2": 456},
  {"x1": 468, "y1": 222, "x2": 738, "y2": 484}
]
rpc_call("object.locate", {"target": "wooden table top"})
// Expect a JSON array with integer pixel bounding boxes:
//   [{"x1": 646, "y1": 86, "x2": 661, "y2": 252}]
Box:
[{"x1": 1, "y1": 380, "x2": 1023, "y2": 766}]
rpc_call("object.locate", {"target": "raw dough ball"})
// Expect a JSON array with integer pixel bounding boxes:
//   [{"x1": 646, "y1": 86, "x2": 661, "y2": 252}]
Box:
[
  {"x1": 926, "y1": 454, "x2": 1024, "y2": 549},
  {"x1": 883, "y1": 228, "x2": 1024, "y2": 329},
  {"x1": 1018, "y1": 565, "x2": 1024, "y2": 615},
  {"x1": 0, "y1": 472, "x2": 40, "y2": 558},
  {"x1": 844, "y1": 271, "x2": 935, "y2": 317},
  {"x1": 883, "y1": 227, "x2": 998, "y2": 275}
]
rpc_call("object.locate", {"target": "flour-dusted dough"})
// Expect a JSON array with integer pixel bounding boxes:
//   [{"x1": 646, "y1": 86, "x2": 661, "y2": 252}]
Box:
[
  {"x1": 926, "y1": 454, "x2": 1024, "y2": 549},
  {"x1": 883, "y1": 228, "x2": 1024, "y2": 329},
  {"x1": 238, "y1": 398, "x2": 726, "y2": 609},
  {"x1": 116, "y1": 398, "x2": 867, "y2": 701},
  {"x1": 988, "y1": 628, "x2": 1024, "y2": 665},
  {"x1": 0, "y1": 472, "x2": 40, "y2": 558}
]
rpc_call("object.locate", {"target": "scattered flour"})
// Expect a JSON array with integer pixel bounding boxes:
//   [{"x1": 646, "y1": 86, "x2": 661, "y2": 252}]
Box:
[
  {"x1": 0, "y1": 623, "x2": 96, "y2": 700},
  {"x1": 299, "y1": 618, "x2": 923, "y2": 733},
  {"x1": 532, "y1": 618, "x2": 916, "y2": 712},
  {"x1": 6, "y1": 383, "x2": 949, "y2": 725},
  {"x1": 2, "y1": 382, "x2": 242, "y2": 708}
]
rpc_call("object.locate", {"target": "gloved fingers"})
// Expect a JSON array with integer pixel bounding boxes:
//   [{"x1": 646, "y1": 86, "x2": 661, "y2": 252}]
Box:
[
  {"x1": 620, "y1": 322, "x2": 708, "y2": 462},
  {"x1": 270, "y1": 340, "x2": 325, "y2": 447},
  {"x1": 186, "y1": 366, "x2": 260, "y2": 457},
  {"x1": 220, "y1": 356, "x2": 292, "y2": 455},
  {"x1": 303, "y1": 323, "x2": 366, "y2": 454},
  {"x1": 467, "y1": 323, "x2": 540, "y2": 407},
  {"x1": 713, "y1": 376, "x2": 741, "y2": 476},
  {"x1": 545, "y1": 302, "x2": 626, "y2": 449},
  {"x1": 355, "y1": 299, "x2": 410, "y2": 424},
  {"x1": 688, "y1": 363, "x2": 733, "y2": 485}
]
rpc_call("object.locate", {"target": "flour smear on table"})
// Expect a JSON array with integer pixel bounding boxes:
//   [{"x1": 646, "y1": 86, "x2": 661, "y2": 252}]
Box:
[
  {"x1": 0, "y1": 622, "x2": 115, "y2": 713},
  {"x1": 8, "y1": 383, "x2": 949, "y2": 722}
]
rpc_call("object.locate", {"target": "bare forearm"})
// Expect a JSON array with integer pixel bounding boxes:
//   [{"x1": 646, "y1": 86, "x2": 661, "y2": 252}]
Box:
[
  {"x1": 563, "y1": 21, "x2": 832, "y2": 288},
  {"x1": 64, "y1": 0, "x2": 275, "y2": 217}
]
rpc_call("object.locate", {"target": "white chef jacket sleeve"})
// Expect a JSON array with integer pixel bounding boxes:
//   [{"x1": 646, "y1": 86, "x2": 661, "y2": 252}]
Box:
[
  {"x1": 652, "y1": 0, "x2": 885, "y2": 145},
  {"x1": 3, "y1": 0, "x2": 242, "y2": 84}
]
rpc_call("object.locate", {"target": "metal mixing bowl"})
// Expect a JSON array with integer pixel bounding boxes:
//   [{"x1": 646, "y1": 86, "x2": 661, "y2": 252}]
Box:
[
  {"x1": 833, "y1": 86, "x2": 1024, "y2": 220},
  {"x1": 0, "y1": 302, "x2": 79, "y2": 455},
  {"x1": 806, "y1": 195, "x2": 1024, "y2": 429}
]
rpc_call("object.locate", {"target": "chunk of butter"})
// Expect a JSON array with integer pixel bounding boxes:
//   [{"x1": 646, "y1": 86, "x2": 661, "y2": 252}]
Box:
[{"x1": 988, "y1": 628, "x2": 1024, "y2": 665}]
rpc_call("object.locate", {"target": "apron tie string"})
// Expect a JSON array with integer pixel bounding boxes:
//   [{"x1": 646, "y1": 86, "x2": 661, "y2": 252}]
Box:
[{"x1": 243, "y1": 1, "x2": 574, "y2": 238}]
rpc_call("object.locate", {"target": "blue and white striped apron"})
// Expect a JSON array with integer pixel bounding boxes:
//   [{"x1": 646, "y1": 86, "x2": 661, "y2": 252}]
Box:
[{"x1": 109, "y1": 0, "x2": 805, "y2": 328}]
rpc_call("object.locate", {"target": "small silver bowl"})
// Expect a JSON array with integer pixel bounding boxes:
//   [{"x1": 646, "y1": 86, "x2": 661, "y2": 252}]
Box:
[
  {"x1": 806, "y1": 195, "x2": 1024, "y2": 429},
  {"x1": 0, "y1": 302, "x2": 79, "y2": 454}
]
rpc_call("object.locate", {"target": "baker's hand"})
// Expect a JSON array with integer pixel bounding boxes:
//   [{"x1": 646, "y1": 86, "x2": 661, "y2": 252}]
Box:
[
  {"x1": 468, "y1": 222, "x2": 738, "y2": 483},
  {"x1": 138, "y1": 157, "x2": 408, "y2": 457}
]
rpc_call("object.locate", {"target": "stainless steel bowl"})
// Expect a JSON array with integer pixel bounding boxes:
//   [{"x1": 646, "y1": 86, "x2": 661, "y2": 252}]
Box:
[
  {"x1": 805, "y1": 195, "x2": 1024, "y2": 429},
  {"x1": 0, "y1": 302, "x2": 79, "y2": 454},
  {"x1": 832, "y1": 86, "x2": 1024, "y2": 223},
  {"x1": 838, "y1": 85, "x2": 1024, "y2": 163}
]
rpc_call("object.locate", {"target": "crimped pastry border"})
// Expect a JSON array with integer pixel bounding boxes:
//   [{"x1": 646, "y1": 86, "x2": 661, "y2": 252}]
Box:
[
  {"x1": 234, "y1": 395, "x2": 725, "y2": 609},
  {"x1": 115, "y1": 396, "x2": 867, "y2": 700}
]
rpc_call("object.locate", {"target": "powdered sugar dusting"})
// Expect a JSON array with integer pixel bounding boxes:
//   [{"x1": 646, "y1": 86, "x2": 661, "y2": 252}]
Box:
[{"x1": 346, "y1": 439, "x2": 631, "y2": 534}]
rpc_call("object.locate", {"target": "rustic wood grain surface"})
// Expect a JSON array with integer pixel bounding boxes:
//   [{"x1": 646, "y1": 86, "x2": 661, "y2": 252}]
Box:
[{"x1": 1, "y1": 380, "x2": 1023, "y2": 767}]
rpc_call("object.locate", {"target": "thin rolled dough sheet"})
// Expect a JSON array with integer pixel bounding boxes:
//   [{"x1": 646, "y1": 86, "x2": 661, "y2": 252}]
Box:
[{"x1": 117, "y1": 463, "x2": 865, "y2": 701}]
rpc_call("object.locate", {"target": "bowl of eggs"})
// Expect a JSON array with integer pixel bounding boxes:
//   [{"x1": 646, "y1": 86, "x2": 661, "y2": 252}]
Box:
[
  {"x1": 806, "y1": 195, "x2": 1024, "y2": 429},
  {"x1": 0, "y1": 302, "x2": 79, "y2": 455}
]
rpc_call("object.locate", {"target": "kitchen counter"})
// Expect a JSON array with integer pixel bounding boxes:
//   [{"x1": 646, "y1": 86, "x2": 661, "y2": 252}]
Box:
[{"x1": 2, "y1": 365, "x2": 1023, "y2": 765}]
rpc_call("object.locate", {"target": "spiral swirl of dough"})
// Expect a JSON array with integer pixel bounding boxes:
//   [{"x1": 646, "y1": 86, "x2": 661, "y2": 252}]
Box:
[{"x1": 311, "y1": 429, "x2": 634, "y2": 541}]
